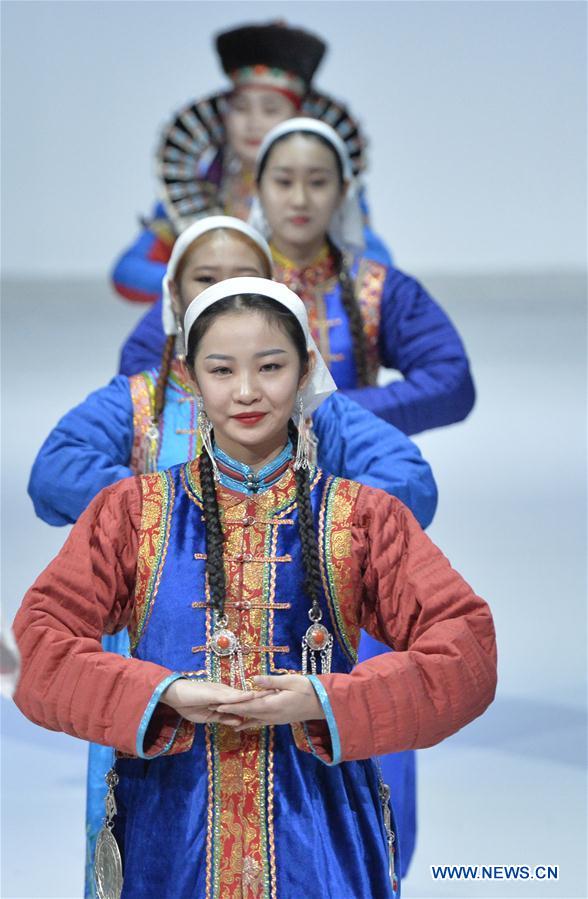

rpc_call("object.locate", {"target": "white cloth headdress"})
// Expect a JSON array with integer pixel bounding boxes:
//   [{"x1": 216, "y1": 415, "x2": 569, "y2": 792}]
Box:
[
  {"x1": 184, "y1": 276, "x2": 337, "y2": 415},
  {"x1": 161, "y1": 216, "x2": 273, "y2": 336},
  {"x1": 248, "y1": 117, "x2": 365, "y2": 255}
]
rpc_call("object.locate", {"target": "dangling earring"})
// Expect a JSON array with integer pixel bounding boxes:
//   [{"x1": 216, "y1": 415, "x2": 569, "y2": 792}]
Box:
[
  {"x1": 174, "y1": 316, "x2": 186, "y2": 362},
  {"x1": 293, "y1": 393, "x2": 313, "y2": 471},
  {"x1": 197, "y1": 396, "x2": 220, "y2": 481},
  {"x1": 141, "y1": 420, "x2": 160, "y2": 474}
]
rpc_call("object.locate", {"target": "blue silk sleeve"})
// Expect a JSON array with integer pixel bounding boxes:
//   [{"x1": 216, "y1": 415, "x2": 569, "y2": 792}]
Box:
[
  {"x1": 343, "y1": 268, "x2": 476, "y2": 434},
  {"x1": 28, "y1": 376, "x2": 135, "y2": 526},
  {"x1": 119, "y1": 298, "x2": 167, "y2": 376},
  {"x1": 312, "y1": 392, "x2": 437, "y2": 528},
  {"x1": 111, "y1": 203, "x2": 169, "y2": 304}
]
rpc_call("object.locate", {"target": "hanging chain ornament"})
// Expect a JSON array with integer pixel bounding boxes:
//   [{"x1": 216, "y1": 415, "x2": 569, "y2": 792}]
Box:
[
  {"x1": 94, "y1": 768, "x2": 123, "y2": 899},
  {"x1": 141, "y1": 419, "x2": 160, "y2": 474},
  {"x1": 377, "y1": 774, "x2": 399, "y2": 896},
  {"x1": 301, "y1": 607, "x2": 333, "y2": 674},
  {"x1": 197, "y1": 396, "x2": 220, "y2": 480},
  {"x1": 293, "y1": 394, "x2": 313, "y2": 471},
  {"x1": 206, "y1": 613, "x2": 247, "y2": 689},
  {"x1": 174, "y1": 316, "x2": 186, "y2": 362}
]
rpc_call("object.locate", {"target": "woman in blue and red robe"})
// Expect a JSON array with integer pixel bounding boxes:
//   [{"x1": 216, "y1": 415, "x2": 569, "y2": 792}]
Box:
[{"x1": 14, "y1": 277, "x2": 496, "y2": 899}]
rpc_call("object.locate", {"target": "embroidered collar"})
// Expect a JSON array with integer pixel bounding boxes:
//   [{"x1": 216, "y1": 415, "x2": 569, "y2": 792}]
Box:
[
  {"x1": 270, "y1": 242, "x2": 338, "y2": 294},
  {"x1": 213, "y1": 441, "x2": 293, "y2": 494}
]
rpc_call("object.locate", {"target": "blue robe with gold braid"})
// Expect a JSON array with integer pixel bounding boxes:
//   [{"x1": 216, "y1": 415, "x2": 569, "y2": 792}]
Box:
[{"x1": 113, "y1": 456, "x2": 399, "y2": 899}]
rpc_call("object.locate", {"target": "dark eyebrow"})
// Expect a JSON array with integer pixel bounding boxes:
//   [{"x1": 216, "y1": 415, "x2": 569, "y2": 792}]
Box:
[
  {"x1": 205, "y1": 349, "x2": 287, "y2": 361},
  {"x1": 255, "y1": 349, "x2": 288, "y2": 358}
]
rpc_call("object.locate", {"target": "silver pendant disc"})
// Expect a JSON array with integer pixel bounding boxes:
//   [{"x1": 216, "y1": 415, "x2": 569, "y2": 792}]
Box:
[{"x1": 94, "y1": 826, "x2": 123, "y2": 899}]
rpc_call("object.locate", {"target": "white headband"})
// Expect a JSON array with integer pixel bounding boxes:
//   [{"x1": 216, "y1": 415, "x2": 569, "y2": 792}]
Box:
[
  {"x1": 255, "y1": 116, "x2": 354, "y2": 182},
  {"x1": 249, "y1": 117, "x2": 365, "y2": 255},
  {"x1": 183, "y1": 276, "x2": 337, "y2": 415},
  {"x1": 161, "y1": 216, "x2": 273, "y2": 336}
]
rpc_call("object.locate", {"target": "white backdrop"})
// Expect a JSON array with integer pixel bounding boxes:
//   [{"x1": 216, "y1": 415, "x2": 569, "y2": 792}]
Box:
[{"x1": 1, "y1": 0, "x2": 586, "y2": 279}]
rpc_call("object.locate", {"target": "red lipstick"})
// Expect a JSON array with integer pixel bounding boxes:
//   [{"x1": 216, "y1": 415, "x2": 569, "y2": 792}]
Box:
[{"x1": 232, "y1": 412, "x2": 267, "y2": 426}]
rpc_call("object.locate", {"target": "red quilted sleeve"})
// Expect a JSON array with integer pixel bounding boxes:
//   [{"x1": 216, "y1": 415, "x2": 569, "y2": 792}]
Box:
[
  {"x1": 12, "y1": 479, "x2": 177, "y2": 756},
  {"x1": 311, "y1": 486, "x2": 497, "y2": 762}
]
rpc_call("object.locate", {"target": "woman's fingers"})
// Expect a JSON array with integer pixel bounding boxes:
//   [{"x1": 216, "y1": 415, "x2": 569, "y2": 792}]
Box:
[
  {"x1": 215, "y1": 696, "x2": 273, "y2": 717},
  {"x1": 210, "y1": 688, "x2": 272, "y2": 705},
  {"x1": 253, "y1": 674, "x2": 305, "y2": 691}
]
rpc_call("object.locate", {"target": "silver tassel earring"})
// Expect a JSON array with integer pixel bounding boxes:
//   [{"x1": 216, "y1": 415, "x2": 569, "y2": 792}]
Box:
[
  {"x1": 141, "y1": 420, "x2": 160, "y2": 473},
  {"x1": 293, "y1": 393, "x2": 312, "y2": 471},
  {"x1": 174, "y1": 317, "x2": 186, "y2": 362},
  {"x1": 197, "y1": 396, "x2": 220, "y2": 481}
]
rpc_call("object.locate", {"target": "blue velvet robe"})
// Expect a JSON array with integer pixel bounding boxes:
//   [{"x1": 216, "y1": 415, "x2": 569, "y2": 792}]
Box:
[{"x1": 111, "y1": 462, "x2": 400, "y2": 899}]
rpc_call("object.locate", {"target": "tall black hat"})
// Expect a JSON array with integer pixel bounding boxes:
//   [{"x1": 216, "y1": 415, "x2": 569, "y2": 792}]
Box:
[
  {"x1": 156, "y1": 23, "x2": 368, "y2": 230},
  {"x1": 216, "y1": 22, "x2": 327, "y2": 98}
]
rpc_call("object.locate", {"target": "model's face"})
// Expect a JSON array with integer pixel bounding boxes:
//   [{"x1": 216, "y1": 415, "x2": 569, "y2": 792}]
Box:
[
  {"x1": 224, "y1": 88, "x2": 297, "y2": 167},
  {"x1": 258, "y1": 134, "x2": 345, "y2": 252},
  {"x1": 170, "y1": 232, "x2": 267, "y2": 318},
  {"x1": 191, "y1": 310, "x2": 310, "y2": 461}
]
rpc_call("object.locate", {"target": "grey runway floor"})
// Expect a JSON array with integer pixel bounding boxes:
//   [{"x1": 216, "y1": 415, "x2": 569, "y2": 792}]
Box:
[{"x1": 1, "y1": 271, "x2": 586, "y2": 898}]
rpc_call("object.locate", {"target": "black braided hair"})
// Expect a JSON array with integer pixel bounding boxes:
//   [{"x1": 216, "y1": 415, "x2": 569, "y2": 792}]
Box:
[
  {"x1": 327, "y1": 237, "x2": 369, "y2": 387},
  {"x1": 288, "y1": 421, "x2": 323, "y2": 618},
  {"x1": 153, "y1": 335, "x2": 176, "y2": 424},
  {"x1": 199, "y1": 445, "x2": 227, "y2": 616}
]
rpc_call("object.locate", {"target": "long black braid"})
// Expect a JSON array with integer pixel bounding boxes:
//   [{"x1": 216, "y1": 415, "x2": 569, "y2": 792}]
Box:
[
  {"x1": 327, "y1": 237, "x2": 369, "y2": 387},
  {"x1": 153, "y1": 335, "x2": 176, "y2": 425},
  {"x1": 288, "y1": 421, "x2": 323, "y2": 619},
  {"x1": 199, "y1": 447, "x2": 227, "y2": 615}
]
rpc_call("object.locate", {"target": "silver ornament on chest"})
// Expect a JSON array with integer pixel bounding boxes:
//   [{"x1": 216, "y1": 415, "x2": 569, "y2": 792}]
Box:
[
  {"x1": 301, "y1": 610, "x2": 333, "y2": 674},
  {"x1": 206, "y1": 614, "x2": 247, "y2": 689}
]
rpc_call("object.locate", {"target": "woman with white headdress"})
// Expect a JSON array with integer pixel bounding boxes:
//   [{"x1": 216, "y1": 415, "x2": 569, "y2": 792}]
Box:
[
  {"x1": 122, "y1": 119, "x2": 475, "y2": 437},
  {"x1": 26, "y1": 217, "x2": 438, "y2": 895},
  {"x1": 248, "y1": 117, "x2": 476, "y2": 436},
  {"x1": 14, "y1": 276, "x2": 496, "y2": 899}
]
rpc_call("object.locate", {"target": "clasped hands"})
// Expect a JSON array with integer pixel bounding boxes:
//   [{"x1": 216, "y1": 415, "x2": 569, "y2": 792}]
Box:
[{"x1": 161, "y1": 675, "x2": 326, "y2": 730}]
